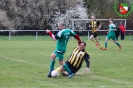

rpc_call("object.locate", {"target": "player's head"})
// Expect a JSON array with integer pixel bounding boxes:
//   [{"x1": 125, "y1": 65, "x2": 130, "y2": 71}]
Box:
[
  {"x1": 109, "y1": 18, "x2": 114, "y2": 23},
  {"x1": 91, "y1": 14, "x2": 95, "y2": 20},
  {"x1": 116, "y1": 23, "x2": 119, "y2": 26},
  {"x1": 58, "y1": 22, "x2": 66, "y2": 29},
  {"x1": 79, "y1": 42, "x2": 86, "y2": 50}
]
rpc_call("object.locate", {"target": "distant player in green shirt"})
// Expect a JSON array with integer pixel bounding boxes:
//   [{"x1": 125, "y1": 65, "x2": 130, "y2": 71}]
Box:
[
  {"x1": 101, "y1": 18, "x2": 121, "y2": 50},
  {"x1": 46, "y1": 22, "x2": 81, "y2": 78}
]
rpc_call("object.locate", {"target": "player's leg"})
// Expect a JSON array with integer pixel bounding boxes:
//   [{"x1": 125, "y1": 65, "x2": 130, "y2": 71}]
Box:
[
  {"x1": 54, "y1": 66, "x2": 69, "y2": 76},
  {"x1": 104, "y1": 38, "x2": 108, "y2": 49},
  {"x1": 55, "y1": 61, "x2": 70, "y2": 73},
  {"x1": 56, "y1": 61, "x2": 75, "y2": 76},
  {"x1": 60, "y1": 67, "x2": 77, "y2": 76},
  {"x1": 57, "y1": 53, "x2": 74, "y2": 78},
  {"x1": 50, "y1": 53, "x2": 56, "y2": 70},
  {"x1": 113, "y1": 39, "x2": 121, "y2": 50},
  {"x1": 95, "y1": 37, "x2": 102, "y2": 48},
  {"x1": 90, "y1": 34, "x2": 98, "y2": 44},
  {"x1": 123, "y1": 33, "x2": 125, "y2": 40},
  {"x1": 55, "y1": 66, "x2": 62, "y2": 73},
  {"x1": 101, "y1": 35, "x2": 109, "y2": 50},
  {"x1": 121, "y1": 33, "x2": 125, "y2": 40},
  {"x1": 121, "y1": 33, "x2": 123, "y2": 40},
  {"x1": 93, "y1": 33, "x2": 99, "y2": 48},
  {"x1": 115, "y1": 31, "x2": 119, "y2": 41},
  {"x1": 55, "y1": 66, "x2": 69, "y2": 76},
  {"x1": 112, "y1": 35, "x2": 121, "y2": 48},
  {"x1": 47, "y1": 52, "x2": 56, "y2": 77},
  {"x1": 59, "y1": 60, "x2": 73, "y2": 78}
]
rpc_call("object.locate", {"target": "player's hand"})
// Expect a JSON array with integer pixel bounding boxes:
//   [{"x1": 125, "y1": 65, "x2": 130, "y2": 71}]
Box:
[
  {"x1": 78, "y1": 41, "x2": 81, "y2": 45},
  {"x1": 46, "y1": 29, "x2": 50, "y2": 33},
  {"x1": 95, "y1": 29, "x2": 98, "y2": 32},
  {"x1": 94, "y1": 30, "x2": 97, "y2": 33},
  {"x1": 85, "y1": 67, "x2": 90, "y2": 71}
]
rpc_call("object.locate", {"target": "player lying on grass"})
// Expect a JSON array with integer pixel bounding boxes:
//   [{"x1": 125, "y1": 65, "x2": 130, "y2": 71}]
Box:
[
  {"x1": 46, "y1": 22, "x2": 81, "y2": 78},
  {"x1": 55, "y1": 42, "x2": 90, "y2": 76},
  {"x1": 101, "y1": 18, "x2": 121, "y2": 50}
]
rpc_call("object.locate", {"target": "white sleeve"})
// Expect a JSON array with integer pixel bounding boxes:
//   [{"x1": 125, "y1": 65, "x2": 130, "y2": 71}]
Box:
[{"x1": 57, "y1": 30, "x2": 63, "y2": 38}]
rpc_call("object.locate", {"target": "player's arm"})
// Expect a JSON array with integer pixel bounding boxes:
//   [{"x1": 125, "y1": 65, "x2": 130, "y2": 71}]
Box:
[
  {"x1": 88, "y1": 22, "x2": 91, "y2": 28},
  {"x1": 46, "y1": 29, "x2": 59, "y2": 40},
  {"x1": 84, "y1": 52, "x2": 90, "y2": 71},
  {"x1": 110, "y1": 25, "x2": 116, "y2": 31},
  {"x1": 111, "y1": 25, "x2": 116, "y2": 30},
  {"x1": 70, "y1": 30, "x2": 81, "y2": 45},
  {"x1": 95, "y1": 21, "x2": 101, "y2": 32},
  {"x1": 74, "y1": 34, "x2": 81, "y2": 45}
]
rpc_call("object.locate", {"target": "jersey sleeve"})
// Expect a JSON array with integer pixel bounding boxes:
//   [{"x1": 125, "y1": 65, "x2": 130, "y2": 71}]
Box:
[
  {"x1": 69, "y1": 29, "x2": 76, "y2": 36},
  {"x1": 84, "y1": 52, "x2": 90, "y2": 68},
  {"x1": 111, "y1": 24, "x2": 116, "y2": 29},
  {"x1": 56, "y1": 30, "x2": 63, "y2": 38}
]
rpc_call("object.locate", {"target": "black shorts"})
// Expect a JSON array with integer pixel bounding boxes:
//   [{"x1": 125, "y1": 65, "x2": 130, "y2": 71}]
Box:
[
  {"x1": 65, "y1": 61, "x2": 79, "y2": 73},
  {"x1": 92, "y1": 32, "x2": 98, "y2": 38}
]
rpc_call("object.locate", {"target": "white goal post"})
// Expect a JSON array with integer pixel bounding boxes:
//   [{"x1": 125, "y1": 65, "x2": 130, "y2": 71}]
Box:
[{"x1": 71, "y1": 19, "x2": 127, "y2": 41}]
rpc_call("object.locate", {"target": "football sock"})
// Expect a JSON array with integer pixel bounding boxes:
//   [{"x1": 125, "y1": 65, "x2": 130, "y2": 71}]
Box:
[
  {"x1": 55, "y1": 67, "x2": 61, "y2": 73},
  {"x1": 63, "y1": 64, "x2": 71, "y2": 74},
  {"x1": 92, "y1": 39, "x2": 97, "y2": 44},
  {"x1": 50, "y1": 60, "x2": 55, "y2": 70},
  {"x1": 99, "y1": 43, "x2": 102, "y2": 48},
  {"x1": 104, "y1": 41, "x2": 107, "y2": 48},
  {"x1": 115, "y1": 42, "x2": 120, "y2": 46}
]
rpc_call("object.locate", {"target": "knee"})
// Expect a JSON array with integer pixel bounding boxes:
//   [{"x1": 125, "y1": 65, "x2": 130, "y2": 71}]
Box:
[
  {"x1": 51, "y1": 53, "x2": 56, "y2": 59},
  {"x1": 105, "y1": 39, "x2": 108, "y2": 42},
  {"x1": 113, "y1": 41, "x2": 116, "y2": 43},
  {"x1": 96, "y1": 40, "x2": 99, "y2": 43},
  {"x1": 60, "y1": 66, "x2": 64, "y2": 71},
  {"x1": 90, "y1": 36, "x2": 93, "y2": 40},
  {"x1": 59, "y1": 60, "x2": 64, "y2": 66}
]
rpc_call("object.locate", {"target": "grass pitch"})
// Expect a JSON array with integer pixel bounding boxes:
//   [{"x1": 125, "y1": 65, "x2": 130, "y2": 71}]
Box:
[{"x1": 0, "y1": 36, "x2": 133, "y2": 88}]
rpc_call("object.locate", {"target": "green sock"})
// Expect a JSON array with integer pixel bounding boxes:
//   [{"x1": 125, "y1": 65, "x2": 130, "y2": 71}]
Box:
[
  {"x1": 50, "y1": 60, "x2": 55, "y2": 70},
  {"x1": 104, "y1": 41, "x2": 107, "y2": 48},
  {"x1": 63, "y1": 64, "x2": 71, "y2": 74},
  {"x1": 115, "y1": 42, "x2": 120, "y2": 46}
]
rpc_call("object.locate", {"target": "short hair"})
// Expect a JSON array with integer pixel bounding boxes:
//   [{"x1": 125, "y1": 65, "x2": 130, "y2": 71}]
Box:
[
  {"x1": 81, "y1": 41, "x2": 86, "y2": 46},
  {"x1": 58, "y1": 22, "x2": 66, "y2": 27},
  {"x1": 91, "y1": 13, "x2": 95, "y2": 17},
  {"x1": 110, "y1": 18, "x2": 114, "y2": 21}
]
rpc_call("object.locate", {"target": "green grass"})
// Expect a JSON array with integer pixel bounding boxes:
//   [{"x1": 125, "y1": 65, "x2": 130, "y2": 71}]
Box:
[{"x1": 0, "y1": 36, "x2": 133, "y2": 88}]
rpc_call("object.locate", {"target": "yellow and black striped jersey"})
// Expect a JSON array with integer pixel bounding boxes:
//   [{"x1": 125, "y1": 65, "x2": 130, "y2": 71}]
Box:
[
  {"x1": 89, "y1": 20, "x2": 100, "y2": 33},
  {"x1": 67, "y1": 47, "x2": 90, "y2": 69}
]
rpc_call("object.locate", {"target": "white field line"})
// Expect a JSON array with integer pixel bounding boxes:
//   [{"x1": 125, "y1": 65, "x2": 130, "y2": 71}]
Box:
[
  {"x1": 3, "y1": 58, "x2": 133, "y2": 86},
  {"x1": 77, "y1": 69, "x2": 133, "y2": 86},
  {"x1": 91, "y1": 75, "x2": 133, "y2": 85},
  {"x1": 3, "y1": 58, "x2": 49, "y2": 68}
]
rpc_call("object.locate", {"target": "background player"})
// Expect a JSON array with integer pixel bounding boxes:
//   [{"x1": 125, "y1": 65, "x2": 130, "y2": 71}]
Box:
[
  {"x1": 55, "y1": 42, "x2": 90, "y2": 76},
  {"x1": 88, "y1": 14, "x2": 102, "y2": 49},
  {"x1": 119, "y1": 23, "x2": 126, "y2": 40},
  {"x1": 115, "y1": 23, "x2": 120, "y2": 41},
  {"x1": 46, "y1": 22, "x2": 81, "y2": 78},
  {"x1": 101, "y1": 18, "x2": 121, "y2": 50}
]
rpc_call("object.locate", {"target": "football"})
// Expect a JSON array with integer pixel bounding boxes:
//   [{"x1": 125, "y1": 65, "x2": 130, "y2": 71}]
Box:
[{"x1": 51, "y1": 70, "x2": 59, "y2": 77}]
